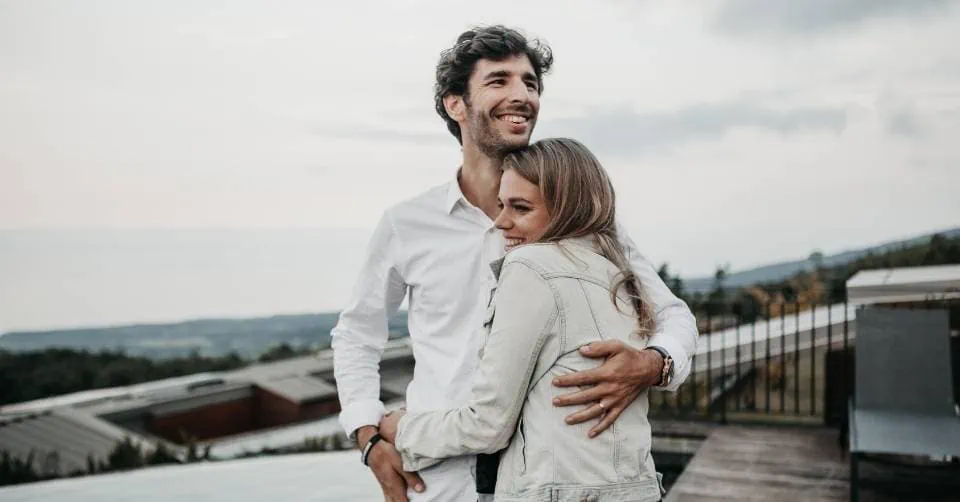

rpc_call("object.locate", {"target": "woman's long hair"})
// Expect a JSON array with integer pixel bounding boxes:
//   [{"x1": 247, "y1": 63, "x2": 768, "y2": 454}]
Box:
[{"x1": 502, "y1": 138, "x2": 656, "y2": 338}]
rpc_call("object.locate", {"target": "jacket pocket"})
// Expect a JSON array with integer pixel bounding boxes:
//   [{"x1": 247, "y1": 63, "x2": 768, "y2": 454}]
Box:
[
  {"x1": 514, "y1": 417, "x2": 527, "y2": 474},
  {"x1": 482, "y1": 303, "x2": 496, "y2": 328}
]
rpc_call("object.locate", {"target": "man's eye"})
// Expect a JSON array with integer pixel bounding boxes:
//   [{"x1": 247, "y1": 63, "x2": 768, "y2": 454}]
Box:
[
  {"x1": 490, "y1": 79, "x2": 505, "y2": 86},
  {"x1": 526, "y1": 82, "x2": 538, "y2": 91}
]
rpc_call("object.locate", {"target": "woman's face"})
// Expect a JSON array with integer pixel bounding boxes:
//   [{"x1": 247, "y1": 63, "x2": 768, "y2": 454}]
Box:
[{"x1": 494, "y1": 168, "x2": 550, "y2": 252}]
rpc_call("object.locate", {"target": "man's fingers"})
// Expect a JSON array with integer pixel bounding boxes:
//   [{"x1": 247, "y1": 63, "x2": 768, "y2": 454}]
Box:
[
  {"x1": 588, "y1": 398, "x2": 629, "y2": 438},
  {"x1": 400, "y1": 470, "x2": 425, "y2": 494},
  {"x1": 553, "y1": 382, "x2": 610, "y2": 406},
  {"x1": 375, "y1": 468, "x2": 408, "y2": 502},
  {"x1": 563, "y1": 401, "x2": 606, "y2": 425},
  {"x1": 368, "y1": 443, "x2": 412, "y2": 502},
  {"x1": 578, "y1": 340, "x2": 626, "y2": 358},
  {"x1": 552, "y1": 367, "x2": 608, "y2": 388}
]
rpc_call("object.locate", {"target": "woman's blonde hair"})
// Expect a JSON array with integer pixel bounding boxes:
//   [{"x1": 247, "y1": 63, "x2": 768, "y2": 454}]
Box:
[{"x1": 502, "y1": 138, "x2": 656, "y2": 337}]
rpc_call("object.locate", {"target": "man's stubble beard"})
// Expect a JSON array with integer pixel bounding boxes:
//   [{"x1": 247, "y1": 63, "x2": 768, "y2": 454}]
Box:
[{"x1": 464, "y1": 102, "x2": 534, "y2": 161}]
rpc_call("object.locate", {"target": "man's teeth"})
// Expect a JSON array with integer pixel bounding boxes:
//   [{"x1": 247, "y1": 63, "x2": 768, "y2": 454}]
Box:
[{"x1": 499, "y1": 115, "x2": 528, "y2": 124}]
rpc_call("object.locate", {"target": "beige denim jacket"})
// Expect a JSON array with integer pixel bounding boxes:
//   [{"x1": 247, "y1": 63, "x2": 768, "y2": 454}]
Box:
[{"x1": 395, "y1": 237, "x2": 665, "y2": 502}]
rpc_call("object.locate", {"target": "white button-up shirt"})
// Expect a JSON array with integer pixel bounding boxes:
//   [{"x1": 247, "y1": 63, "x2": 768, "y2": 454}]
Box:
[{"x1": 332, "y1": 178, "x2": 698, "y2": 502}]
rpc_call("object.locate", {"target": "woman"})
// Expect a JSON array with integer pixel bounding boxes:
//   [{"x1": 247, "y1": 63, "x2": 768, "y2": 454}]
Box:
[{"x1": 379, "y1": 138, "x2": 665, "y2": 501}]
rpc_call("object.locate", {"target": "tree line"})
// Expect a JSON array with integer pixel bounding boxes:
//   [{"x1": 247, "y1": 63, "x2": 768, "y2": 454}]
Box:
[
  {"x1": 0, "y1": 343, "x2": 314, "y2": 407},
  {"x1": 656, "y1": 233, "x2": 960, "y2": 326}
]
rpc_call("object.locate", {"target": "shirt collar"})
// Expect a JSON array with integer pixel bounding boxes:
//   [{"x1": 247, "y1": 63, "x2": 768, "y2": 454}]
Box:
[{"x1": 444, "y1": 169, "x2": 466, "y2": 214}]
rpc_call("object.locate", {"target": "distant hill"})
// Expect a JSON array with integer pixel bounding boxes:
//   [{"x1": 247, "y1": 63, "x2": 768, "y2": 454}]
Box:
[
  {"x1": 0, "y1": 312, "x2": 409, "y2": 359},
  {"x1": 682, "y1": 227, "x2": 960, "y2": 293},
  {"x1": 5, "y1": 228, "x2": 958, "y2": 359}
]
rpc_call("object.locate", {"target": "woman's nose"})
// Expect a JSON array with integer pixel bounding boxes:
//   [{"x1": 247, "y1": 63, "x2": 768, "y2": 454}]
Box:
[{"x1": 493, "y1": 210, "x2": 510, "y2": 230}]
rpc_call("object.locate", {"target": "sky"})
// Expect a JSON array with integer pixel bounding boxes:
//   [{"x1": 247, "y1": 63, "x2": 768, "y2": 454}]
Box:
[{"x1": 1, "y1": 1, "x2": 959, "y2": 329}]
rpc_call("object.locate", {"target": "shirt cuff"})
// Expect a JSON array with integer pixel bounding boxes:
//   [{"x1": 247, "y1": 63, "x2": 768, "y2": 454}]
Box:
[
  {"x1": 645, "y1": 333, "x2": 689, "y2": 392},
  {"x1": 339, "y1": 399, "x2": 387, "y2": 439}
]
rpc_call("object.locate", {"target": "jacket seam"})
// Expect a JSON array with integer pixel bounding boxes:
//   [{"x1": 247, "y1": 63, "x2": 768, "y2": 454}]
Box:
[{"x1": 490, "y1": 260, "x2": 562, "y2": 452}]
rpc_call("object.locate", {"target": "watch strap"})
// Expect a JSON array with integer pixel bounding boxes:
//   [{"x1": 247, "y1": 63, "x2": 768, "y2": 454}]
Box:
[{"x1": 645, "y1": 346, "x2": 673, "y2": 387}]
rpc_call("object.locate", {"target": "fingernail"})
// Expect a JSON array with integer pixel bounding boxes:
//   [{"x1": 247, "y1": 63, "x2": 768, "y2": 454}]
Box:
[
  {"x1": 553, "y1": 397, "x2": 560, "y2": 405},
  {"x1": 415, "y1": 484, "x2": 424, "y2": 492},
  {"x1": 552, "y1": 378, "x2": 560, "y2": 385},
  {"x1": 588, "y1": 431, "x2": 597, "y2": 438},
  {"x1": 580, "y1": 345, "x2": 591, "y2": 353}
]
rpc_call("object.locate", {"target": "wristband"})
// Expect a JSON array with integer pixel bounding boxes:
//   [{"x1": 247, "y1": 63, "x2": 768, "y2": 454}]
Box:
[{"x1": 361, "y1": 432, "x2": 383, "y2": 466}]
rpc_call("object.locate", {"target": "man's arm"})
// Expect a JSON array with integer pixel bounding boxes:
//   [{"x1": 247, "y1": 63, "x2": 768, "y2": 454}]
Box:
[
  {"x1": 552, "y1": 224, "x2": 698, "y2": 435},
  {"x1": 618, "y1": 223, "x2": 698, "y2": 390},
  {"x1": 390, "y1": 261, "x2": 558, "y2": 472},
  {"x1": 331, "y1": 211, "x2": 423, "y2": 500}
]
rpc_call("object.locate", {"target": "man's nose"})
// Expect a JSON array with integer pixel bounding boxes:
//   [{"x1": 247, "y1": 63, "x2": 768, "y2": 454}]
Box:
[{"x1": 507, "y1": 79, "x2": 529, "y2": 104}]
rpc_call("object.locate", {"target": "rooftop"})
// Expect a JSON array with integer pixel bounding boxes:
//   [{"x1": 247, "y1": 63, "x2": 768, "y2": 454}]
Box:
[
  {"x1": 0, "y1": 451, "x2": 381, "y2": 502},
  {"x1": 0, "y1": 409, "x2": 156, "y2": 476},
  {"x1": 847, "y1": 264, "x2": 960, "y2": 305}
]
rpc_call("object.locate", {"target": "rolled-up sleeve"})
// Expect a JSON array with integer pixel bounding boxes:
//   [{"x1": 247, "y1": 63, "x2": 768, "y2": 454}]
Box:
[
  {"x1": 332, "y1": 211, "x2": 408, "y2": 437},
  {"x1": 617, "y1": 223, "x2": 698, "y2": 391}
]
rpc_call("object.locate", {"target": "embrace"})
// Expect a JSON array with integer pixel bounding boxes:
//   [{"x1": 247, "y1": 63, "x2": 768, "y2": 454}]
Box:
[{"x1": 332, "y1": 25, "x2": 698, "y2": 502}]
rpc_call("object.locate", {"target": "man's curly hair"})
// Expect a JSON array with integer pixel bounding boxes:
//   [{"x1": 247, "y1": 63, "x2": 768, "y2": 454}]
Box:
[{"x1": 434, "y1": 26, "x2": 554, "y2": 145}]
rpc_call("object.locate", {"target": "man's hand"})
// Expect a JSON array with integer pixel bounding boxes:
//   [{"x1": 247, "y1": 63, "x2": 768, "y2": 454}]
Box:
[
  {"x1": 552, "y1": 340, "x2": 663, "y2": 437},
  {"x1": 356, "y1": 425, "x2": 424, "y2": 502}
]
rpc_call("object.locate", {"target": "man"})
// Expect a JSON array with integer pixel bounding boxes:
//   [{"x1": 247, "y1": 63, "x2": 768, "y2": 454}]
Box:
[{"x1": 332, "y1": 26, "x2": 697, "y2": 502}]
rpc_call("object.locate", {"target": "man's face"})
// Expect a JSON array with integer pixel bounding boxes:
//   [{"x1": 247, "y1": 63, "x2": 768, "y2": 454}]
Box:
[{"x1": 461, "y1": 54, "x2": 541, "y2": 158}]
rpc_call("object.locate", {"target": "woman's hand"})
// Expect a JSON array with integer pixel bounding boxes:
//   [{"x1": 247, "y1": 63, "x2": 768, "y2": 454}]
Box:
[{"x1": 378, "y1": 409, "x2": 407, "y2": 444}]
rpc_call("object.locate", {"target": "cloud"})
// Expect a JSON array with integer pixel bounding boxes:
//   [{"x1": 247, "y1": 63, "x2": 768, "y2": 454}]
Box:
[
  {"x1": 875, "y1": 92, "x2": 929, "y2": 138},
  {"x1": 538, "y1": 101, "x2": 847, "y2": 157},
  {"x1": 714, "y1": 0, "x2": 954, "y2": 34},
  {"x1": 312, "y1": 124, "x2": 450, "y2": 144}
]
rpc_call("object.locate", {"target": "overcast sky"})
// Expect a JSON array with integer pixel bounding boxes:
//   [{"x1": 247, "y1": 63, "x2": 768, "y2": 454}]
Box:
[{"x1": 2, "y1": 0, "x2": 959, "y2": 278}]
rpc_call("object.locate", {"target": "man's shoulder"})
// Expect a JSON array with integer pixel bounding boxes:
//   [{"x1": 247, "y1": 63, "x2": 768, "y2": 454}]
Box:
[{"x1": 383, "y1": 181, "x2": 452, "y2": 222}]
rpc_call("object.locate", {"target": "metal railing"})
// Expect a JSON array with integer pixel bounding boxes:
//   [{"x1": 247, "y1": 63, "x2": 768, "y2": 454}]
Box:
[
  {"x1": 649, "y1": 299, "x2": 856, "y2": 424},
  {"x1": 649, "y1": 296, "x2": 959, "y2": 425}
]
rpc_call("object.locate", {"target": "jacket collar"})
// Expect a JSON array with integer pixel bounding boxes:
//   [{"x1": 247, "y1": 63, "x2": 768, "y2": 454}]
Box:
[{"x1": 488, "y1": 235, "x2": 602, "y2": 280}]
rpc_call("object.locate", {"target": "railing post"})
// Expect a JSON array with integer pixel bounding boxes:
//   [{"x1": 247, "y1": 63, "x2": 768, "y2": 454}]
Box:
[
  {"x1": 780, "y1": 302, "x2": 786, "y2": 414},
  {"x1": 765, "y1": 302, "x2": 771, "y2": 414},
  {"x1": 794, "y1": 300, "x2": 800, "y2": 415},
  {"x1": 751, "y1": 306, "x2": 757, "y2": 412},
  {"x1": 810, "y1": 303, "x2": 816, "y2": 416},
  {"x1": 735, "y1": 316, "x2": 741, "y2": 413},
  {"x1": 706, "y1": 306, "x2": 713, "y2": 419}
]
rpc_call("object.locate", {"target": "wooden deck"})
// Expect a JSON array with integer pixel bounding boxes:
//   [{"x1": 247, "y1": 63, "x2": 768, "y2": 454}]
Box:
[{"x1": 665, "y1": 425, "x2": 849, "y2": 501}]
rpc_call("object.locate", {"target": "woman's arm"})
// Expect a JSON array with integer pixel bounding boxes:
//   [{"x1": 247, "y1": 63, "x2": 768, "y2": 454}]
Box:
[{"x1": 392, "y1": 260, "x2": 558, "y2": 472}]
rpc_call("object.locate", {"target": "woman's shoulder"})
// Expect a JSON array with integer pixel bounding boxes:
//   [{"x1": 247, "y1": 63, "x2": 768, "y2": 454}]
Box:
[{"x1": 504, "y1": 238, "x2": 605, "y2": 276}]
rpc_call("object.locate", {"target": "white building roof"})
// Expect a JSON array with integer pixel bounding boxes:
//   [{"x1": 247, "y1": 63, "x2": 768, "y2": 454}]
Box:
[
  {"x1": 0, "y1": 451, "x2": 381, "y2": 502},
  {"x1": 846, "y1": 264, "x2": 960, "y2": 305}
]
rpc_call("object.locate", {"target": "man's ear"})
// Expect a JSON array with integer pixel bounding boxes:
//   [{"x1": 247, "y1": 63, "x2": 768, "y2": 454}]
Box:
[{"x1": 444, "y1": 94, "x2": 466, "y2": 123}]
